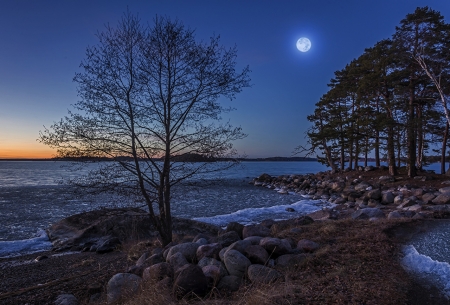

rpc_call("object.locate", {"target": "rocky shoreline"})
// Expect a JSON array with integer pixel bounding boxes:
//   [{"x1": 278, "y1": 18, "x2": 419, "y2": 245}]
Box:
[
  {"x1": 251, "y1": 166, "x2": 450, "y2": 221},
  {"x1": 2, "y1": 166, "x2": 450, "y2": 304}
]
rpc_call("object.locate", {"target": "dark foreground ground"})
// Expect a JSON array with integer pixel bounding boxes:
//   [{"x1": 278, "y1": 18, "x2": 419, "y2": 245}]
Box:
[{"x1": 1, "y1": 218, "x2": 449, "y2": 305}]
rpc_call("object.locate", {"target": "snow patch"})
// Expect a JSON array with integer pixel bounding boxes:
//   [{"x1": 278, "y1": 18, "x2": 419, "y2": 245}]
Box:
[{"x1": 0, "y1": 230, "x2": 52, "y2": 258}]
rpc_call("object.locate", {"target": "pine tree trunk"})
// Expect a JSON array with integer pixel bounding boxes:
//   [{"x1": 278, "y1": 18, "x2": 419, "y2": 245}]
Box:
[{"x1": 442, "y1": 123, "x2": 449, "y2": 174}]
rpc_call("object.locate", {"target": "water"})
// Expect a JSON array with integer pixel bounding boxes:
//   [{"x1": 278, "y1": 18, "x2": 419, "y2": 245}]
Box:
[{"x1": 0, "y1": 160, "x2": 330, "y2": 256}]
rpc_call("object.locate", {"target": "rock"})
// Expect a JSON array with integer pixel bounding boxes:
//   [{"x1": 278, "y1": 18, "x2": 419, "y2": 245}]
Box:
[
  {"x1": 297, "y1": 239, "x2": 319, "y2": 253},
  {"x1": 244, "y1": 236, "x2": 263, "y2": 245},
  {"x1": 142, "y1": 262, "x2": 174, "y2": 282},
  {"x1": 244, "y1": 245, "x2": 269, "y2": 264},
  {"x1": 173, "y1": 264, "x2": 208, "y2": 298},
  {"x1": 257, "y1": 173, "x2": 272, "y2": 182},
  {"x1": 285, "y1": 207, "x2": 296, "y2": 212},
  {"x1": 96, "y1": 237, "x2": 121, "y2": 254},
  {"x1": 379, "y1": 176, "x2": 394, "y2": 182},
  {"x1": 422, "y1": 192, "x2": 436, "y2": 204},
  {"x1": 166, "y1": 242, "x2": 200, "y2": 263},
  {"x1": 398, "y1": 198, "x2": 417, "y2": 209},
  {"x1": 351, "y1": 208, "x2": 385, "y2": 220},
  {"x1": 439, "y1": 186, "x2": 450, "y2": 193},
  {"x1": 192, "y1": 233, "x2": 211, "y2": 243},
  {"x1": 354, "y1": 182, "x2": 371, "y2": 192},
  {"x1": 406, "y1": 204, "x2": 422, "y2": 212},
  {"x1": 216, "y1": 275, "x2": 242, "y2": 292},
  {"x1": 331, "y1": 181, "x2": 346, "y2": 191},
  {"x1": 217, "y1": 231, "x2": 241, "y2": 247},
  {"x1": 432, "y1": 194, "x2": 450, "y2": 205},
  {"x1": 167, "y1": 252, "x2": 189, "y2": 272},
  {"x1": 247, "y1": 264, "x2": 284, "y2": 284},
  {"x1": 394, "y1": 195, "x2": 404, "y2": 205},
  {"x1": 364, "y1": 166, "x2": 375, "y2": 172},
  {"x1": 126, "y1": 265, "x2": 145, "y2": 277},
  {"x1": 225, "y1": 222, "x2": 245, "y2": 239},
  {"x1": 196, "y1": 243, "x2": 222, "y2": 261},
  {"x1": 107, "y1": 273, "x2": 142, "y2": 304},
  {"x1": 259, "y1": 237, "x2": 292, "y2": 257},
  {"x1": 145, "y1": 253, "x2": 165, "y2": 266},
  {"x1": 136, "y1": 252, "x2": 150, "y2": 267},
  {"x1": 366, "y1": 189, "x2": 382, "y2": 200},
  {"x1": 227, "y1": 240, "x2": 252, "y2": 254},
  {"x1": 55, "y1": 294, "x2": 78, "y2": 305},
  {"x1": 197, "y1": 257, "x2": 228, "y2": 278},
  {"x1": 367, "y1": 199, "x2": 379, "y2": 207},
  {"x1": 260, "y1": 219, "x2": 276, "y2": 228},
  {"x1": 195, "y1": 238, "x2": 208, "y2": 245},
  {"x1": 242, "y1": 225, "x2": 271, "y2": 239},
  {"x1": 202, "y1": 265, "x2": 222, "y2": 286},
  {"x1": 381, "y1": 192, "x2": 395, "y2": 204},
  {"x1": 35, "y1": 255, "x2": 49, "y2": 262},
  {"x1": 223, "y1": 249, "x2": 251, "y2": 278}
]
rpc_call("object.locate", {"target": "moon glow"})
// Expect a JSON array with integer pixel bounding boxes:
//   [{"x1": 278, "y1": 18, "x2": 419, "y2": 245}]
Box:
[{"x1": 296, "y1": 37, "x2": 311, "y2": 52}]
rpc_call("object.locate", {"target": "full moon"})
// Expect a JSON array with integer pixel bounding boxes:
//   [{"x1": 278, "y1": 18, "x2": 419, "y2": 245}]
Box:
[{"x1": 296, "y1": 37, "x2": 311, "y2": 52}]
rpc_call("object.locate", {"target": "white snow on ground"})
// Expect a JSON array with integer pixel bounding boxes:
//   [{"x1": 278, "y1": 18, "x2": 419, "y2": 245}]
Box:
[
  {"x1": 402, "y1": 245, "x2": 450, "y2": 298},
  {"x1": 193, "y1": 199, "x2": 326, "y2": 227},
  {"x1": 0, "y1": 229, "x2": 52, "y2": 258}
]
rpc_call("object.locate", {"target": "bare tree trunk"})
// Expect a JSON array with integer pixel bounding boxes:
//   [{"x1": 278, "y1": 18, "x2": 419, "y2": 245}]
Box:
[
  {"x1": 416, "y1": 105, "x2": 424, "y2": 171},
  {"x1": 442, "y1": 122, "x2": 449, "y2": 174},
  {"x1": 407, "y1": 84, "x2": 416, "y2": 177}
]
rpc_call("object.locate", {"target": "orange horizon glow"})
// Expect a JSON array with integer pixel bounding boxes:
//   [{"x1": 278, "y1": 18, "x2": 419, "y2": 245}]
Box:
[{"x1": 0, "y1": 145, "x2": 56, "y2": 159}]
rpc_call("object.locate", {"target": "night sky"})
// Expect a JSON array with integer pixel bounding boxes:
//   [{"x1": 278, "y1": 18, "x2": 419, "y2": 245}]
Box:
[{"x1": 1, "y1": 0, "x2": 449, "y2": 158}]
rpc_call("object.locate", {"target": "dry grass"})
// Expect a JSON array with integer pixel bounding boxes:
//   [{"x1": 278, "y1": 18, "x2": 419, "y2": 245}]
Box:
[{"x1": 117, "y1": 219, "x2": 419, "y2": 305}]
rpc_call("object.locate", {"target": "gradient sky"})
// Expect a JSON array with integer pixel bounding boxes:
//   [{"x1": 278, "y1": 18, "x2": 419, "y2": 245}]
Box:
[{"x1": 1, "y1": 0, "x2": 449, "y2": 159}]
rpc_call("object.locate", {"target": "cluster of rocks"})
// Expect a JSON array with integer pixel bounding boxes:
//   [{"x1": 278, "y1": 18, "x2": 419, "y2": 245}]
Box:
[
  {"x1": 104, "y1": 217, "x2": 317, "y2": 303},
  {"x1": 252, "y1": 168, "x2": 450, "y2": 220}
]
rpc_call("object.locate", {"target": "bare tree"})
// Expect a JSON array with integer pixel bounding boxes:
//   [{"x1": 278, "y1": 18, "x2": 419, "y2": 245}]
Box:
[{"x1": 39, "y1": 13, "x2": 250, "y2": 245}]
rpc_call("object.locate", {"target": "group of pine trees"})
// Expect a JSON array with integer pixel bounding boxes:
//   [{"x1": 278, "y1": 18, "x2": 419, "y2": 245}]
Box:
[{"x1": 301, "y1": 7, "x2": 450, "y2": 177}]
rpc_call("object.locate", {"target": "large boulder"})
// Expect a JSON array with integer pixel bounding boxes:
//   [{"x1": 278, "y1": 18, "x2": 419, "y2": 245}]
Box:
[
  {"x1": 227, "y1": 240, "x2": 252, "y2": 255},
  {"x1": 422, "y1": 192, "x2": 436, "y2": 204},
  {"x1": 381, "y1": 192, "x2": 395, "y2": 204},
  {"x1": 166, "y1": 242, "x2": 200, "y2": 263},
  {"x1": 216, "y1": 275, "x2": 242, "y2": 292},
  {"x1": 197, "y1": 257, "x2": 228, "y2": 278},
  {"x1": 167, "y1": 252, "x2": 189, "y2": 272},
  {"x1": 142, "y1": 262, "x2": 174, "y2": 282},
  {"x1": 242, "y1": 225, "x2": 271, "y2": 239},
  {"x1": 202, "y1": 265, "x2": 222, "y2": 287},
  {"x1": 247, "y1": 264, "x2": 284, "y2": 284},
  {"x1": 223, "y1": 249, "x2": 251, "y2": 278},
  {"x1": 244, "y1": 245, "x2": 269, "y2": 264},
  {"x1": 196, "y1": 243, "x2": 222, "y2": 261},
  {"x1": 226, "y1": 222, "x2": 245, "y2": 239},
  {"x1": 432, "y1": 194, "x2": 450, "y2": 205},
  {"x1": 106, "y1": 273, "x2": 142, "y2": 304},
  {"x1": 55, "y1": 294, "x2": 78, "y2": 305},
  {"x1": 217, "y1": 231, "x2": 241, "y2": 247},
  {"x1": 173, "y1": 264, "x2": 208, "y2": 299},
  {"x1": 351, "y1": 208, "x2": 385, "y2": 220},
  {"x1": 259, "y1": 237, "x2": 292, "y2": 257}
]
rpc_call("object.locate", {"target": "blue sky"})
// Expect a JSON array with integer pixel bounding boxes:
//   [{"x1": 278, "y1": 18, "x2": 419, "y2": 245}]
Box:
[{"x1": 1, "y1": 0, "x2": 449, "y2": 158}]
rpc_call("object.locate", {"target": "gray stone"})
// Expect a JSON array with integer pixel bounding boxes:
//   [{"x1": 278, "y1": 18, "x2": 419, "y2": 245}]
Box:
[
  {"x1": 173, "y1": 264, "x2": 208, "y2": 299},
  {"x1": 227, "y1": 240, "x2": 252, "y2": 254},
  {"x1": 167, "y1": 252, "x2": 189, "y2": 272},
  {"x1": 142, "y1": 262, "x2": 173, "y2": 282},
  {"x1": 381, "y1": 192, "x2": 394, "y2": 204},
  {"x1": 439, "y1": 187, "x2": 450, "y2": 193},
  {"x1": 106, "y1": 273, "x2": 142, "y2": 304},
  {"x1": 242, "y1": 225, "x2": 271, "y2": 239},
  {"x1": 226, "y1": 222, "x2": 245, "y2": 239},
  {"x1": 351, "y1": 208, "x2": 385, "y2": 220},
  {"x1": 355, "y1": 182, "x2": 371, "y2": 192},
  {"x1": 55, "y1": 294, "x2": 78, "y2": 305},
  {"x1": 394, "y1": 195, "x2": 404, "y2": 205},
  {"x1": 244, "y1": 236, "x2": 263, "y2": 245},
  {"x1": 244, "y1": 245, "x2": 269, "y2": 264},
  {"x1": 136, "y1": 252, "x2": 150, "y2": 267},
  {"x1": 166, "y1": 242, "x2": 200, "y2": 263},
  {"x1": 197, "y1": 257, "x2": 228, "y2": 278},
  {"x1": 223, "y1": 249, "x2": 251, "y2": 278},
  {"x1": 366, "y1": 189, "x2": 382, "y2": 200},
  {"x1": 217, "y1": 275, "x2": 242, "y2": 292},
  {"x1": 432, "y1": 194, "x2": 450, "y2": 205},
  {"x1": 217, "y1": 231, "x2": 241, "y2": 247},
  {"x1": 259, "y1": 237, "x2": 292, "y2": 257},
  {"x1": 422, "y1": 193, "x2": 436, "y2": 204},
  {"x1": 196, "y1": 243, "x2": 222, "y2": 261},
  {"x1": 145, "y1": 253, "x2": 165, "y2": 266},
  {"x1": 96, "y1": 237, "x2": 121, "y2": 254},
  {"x1": 247, "y1": 264, "x2": 284, "y2": 284},
  {"x1": 202, "y1": 265, "x2": 222, "y2": 287}
]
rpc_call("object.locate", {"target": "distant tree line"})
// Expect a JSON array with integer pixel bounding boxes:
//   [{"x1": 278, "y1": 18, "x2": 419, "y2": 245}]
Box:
[{"x1": 298, "y1": 7, "x2": 450, "y2": 177}]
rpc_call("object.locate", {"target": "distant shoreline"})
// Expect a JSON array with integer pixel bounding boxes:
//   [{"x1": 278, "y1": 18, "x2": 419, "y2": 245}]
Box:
[{"x1": 0, "y1": 157, "x2": 318, "y2": 162}]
